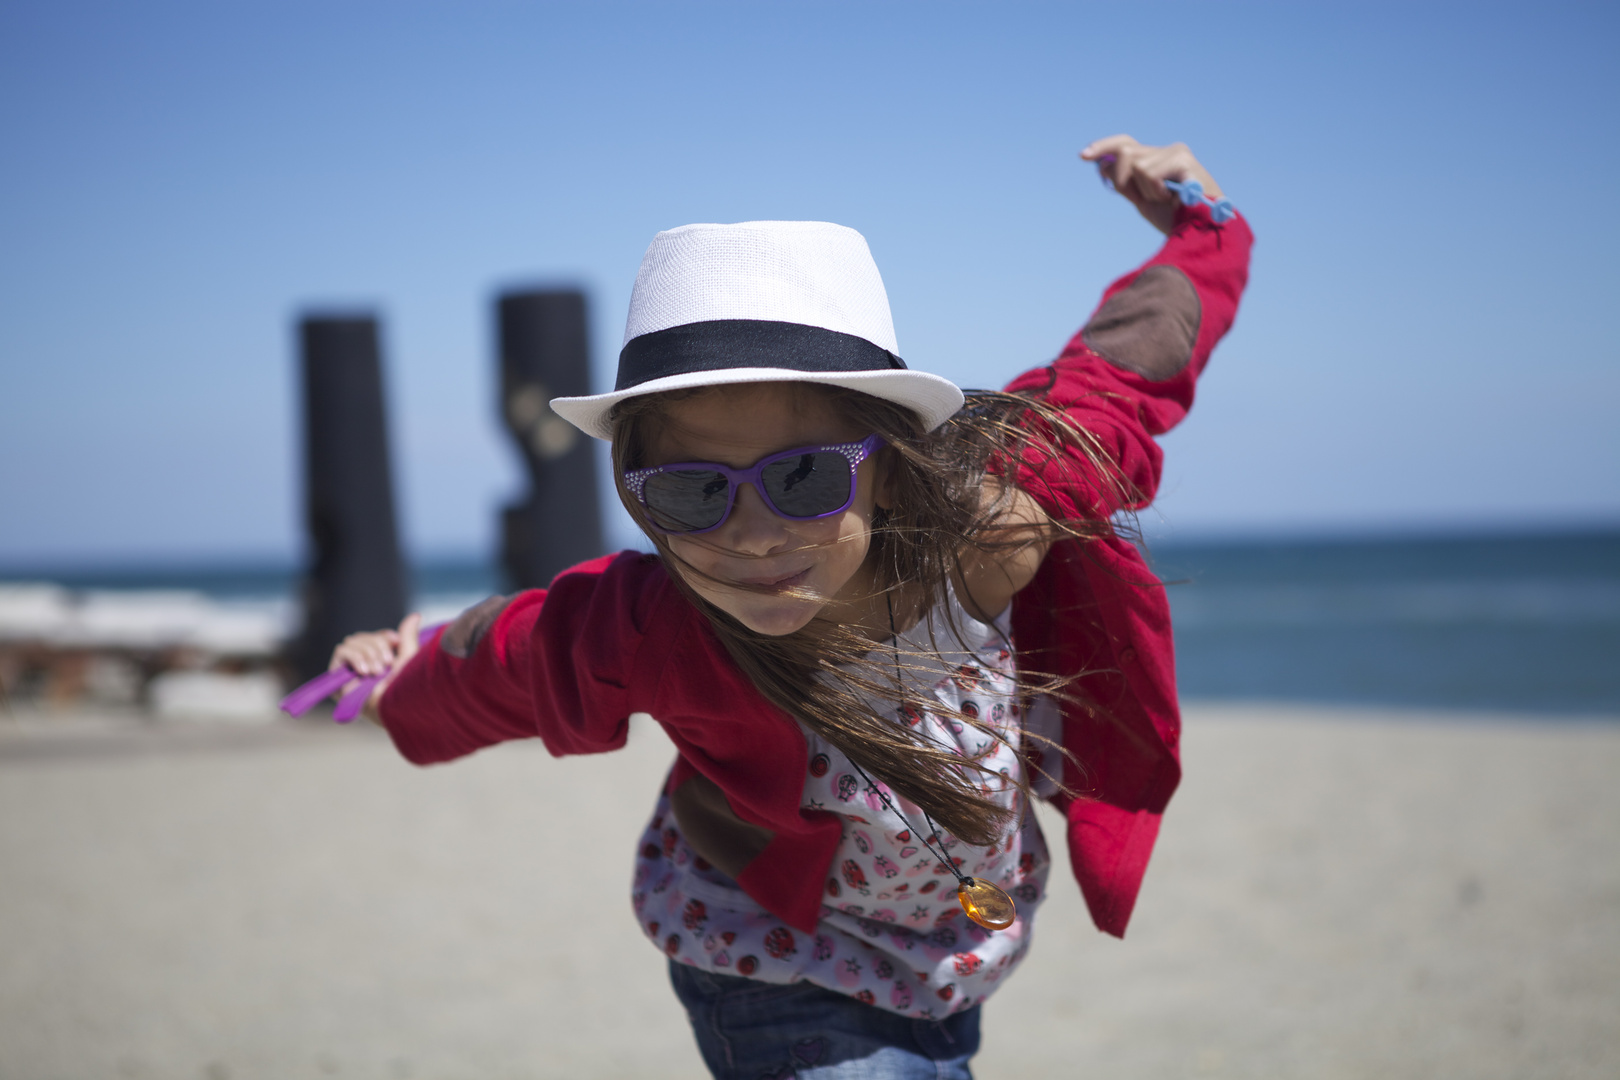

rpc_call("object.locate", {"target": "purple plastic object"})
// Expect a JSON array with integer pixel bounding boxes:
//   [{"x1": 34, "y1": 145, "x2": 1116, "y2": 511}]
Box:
[
  {"x1": 334, "y1": 675, "x2": 385, "y2": 722},
  {"x1": 279, "y1": 623, "x2": 444, "y2": 722},
  {"x1": 279, "y1": 667, "x2": 353, "y2": 717}
]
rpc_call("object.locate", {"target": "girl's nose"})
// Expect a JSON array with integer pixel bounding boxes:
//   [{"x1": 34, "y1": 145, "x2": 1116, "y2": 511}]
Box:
[{"x1": 718, "y1": 481, "x2": 792, "y2": 555}]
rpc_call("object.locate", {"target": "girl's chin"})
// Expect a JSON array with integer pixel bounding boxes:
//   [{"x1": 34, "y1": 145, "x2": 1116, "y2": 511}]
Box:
[{"x1": 723, "y1": 597, "x2": 824, "y2": 637}]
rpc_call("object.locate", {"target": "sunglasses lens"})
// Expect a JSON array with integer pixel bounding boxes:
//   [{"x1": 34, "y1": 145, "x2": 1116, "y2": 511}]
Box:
[
  {"x1": 760, "y1": 451, "x2": 853, "y2": 518},
  {"x1": 642, "y1": 469, "x2": 731, "y2": 532}
]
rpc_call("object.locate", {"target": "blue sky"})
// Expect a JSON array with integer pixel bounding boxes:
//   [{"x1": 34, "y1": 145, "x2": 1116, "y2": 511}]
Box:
[{"x1": 2, "y1": 1, "x2": 1616, "y2": 567}]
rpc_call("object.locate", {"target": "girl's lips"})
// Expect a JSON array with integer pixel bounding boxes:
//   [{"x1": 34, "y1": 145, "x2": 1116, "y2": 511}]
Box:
[{"x1": 736, "y1": 568, "x2": 811, "y2": 591}]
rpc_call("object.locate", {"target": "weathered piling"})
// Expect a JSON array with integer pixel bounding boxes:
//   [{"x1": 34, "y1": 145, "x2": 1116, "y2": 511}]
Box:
[
  {"x1": 292, "y1": 315, "x2": 407, "y2": 683},
  {"x1": 497, "y1": 289, "x2": 603, "y2": 590}
]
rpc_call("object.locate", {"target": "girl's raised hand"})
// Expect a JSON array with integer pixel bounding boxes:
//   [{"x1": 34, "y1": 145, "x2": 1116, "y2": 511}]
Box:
[
  {"x1": 328, "y1": 612, "x2": 422, "y2": 726},
  {"x1": 1080, "y1": 135, "x2": 1223, "y2": 235}
]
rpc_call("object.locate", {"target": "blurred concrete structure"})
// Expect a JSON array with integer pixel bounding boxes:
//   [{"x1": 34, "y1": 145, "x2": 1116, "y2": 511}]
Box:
[
  {"x1": 292, "y1": 315, "x2": 407, "y2": 682},
  {"x1": 497, "y1": 289, "x2": 603, "y2": 590}
]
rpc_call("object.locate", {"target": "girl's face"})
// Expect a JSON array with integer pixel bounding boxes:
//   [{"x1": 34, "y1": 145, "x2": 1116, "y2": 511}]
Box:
[{"x1": 641, "y1": 383, "x2": 887, "y2": 637}]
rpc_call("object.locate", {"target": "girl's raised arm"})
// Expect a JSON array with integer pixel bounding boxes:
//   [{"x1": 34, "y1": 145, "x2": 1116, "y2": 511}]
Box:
[
  {"x1": 960, "y1": 136, "x2": 1241, "y2": 618},
  {"x1": 1006, "y1": 137, "x2": 1252, "y2": 520}
]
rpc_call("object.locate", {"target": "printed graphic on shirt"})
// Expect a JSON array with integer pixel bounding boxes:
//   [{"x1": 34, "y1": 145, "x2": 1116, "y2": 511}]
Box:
[{"x1": 631, "y1": 590, "x2": 1053, "y2": 1019}]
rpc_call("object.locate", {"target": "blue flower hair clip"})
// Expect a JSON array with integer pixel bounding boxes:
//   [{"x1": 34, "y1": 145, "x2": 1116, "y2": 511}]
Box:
[{"x1": 1163, "y1": 178, "x2": 1237, "y2": 223}]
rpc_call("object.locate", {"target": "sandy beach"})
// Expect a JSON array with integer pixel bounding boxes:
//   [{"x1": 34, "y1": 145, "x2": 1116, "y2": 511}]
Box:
[{"x1": 1, "y1": 704, "x2": 1615, "y2": 1080}]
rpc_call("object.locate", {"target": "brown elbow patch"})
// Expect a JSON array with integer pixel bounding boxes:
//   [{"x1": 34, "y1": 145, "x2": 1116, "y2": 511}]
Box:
[
  {"x1": 1080, "y1": 264, "x2": 1202, "y2": 381},
  {"x1": 440, "y1": 594, "x2": 513, "y2": 659},
  {"x1": 670, "y1": 773, "x2": 775, "y2": 879}
]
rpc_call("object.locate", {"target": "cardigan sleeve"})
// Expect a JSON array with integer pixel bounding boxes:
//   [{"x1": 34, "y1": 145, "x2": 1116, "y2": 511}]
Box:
[
  {"x1": 1006, "y1": 202, "x2": 1253, "y2": 938},
  {"x1": 1005, "y1": 202, "x2": 1253, "y2": 517},
  {"x1": 379, "y1": 551, "x2": 671, "y2": 765}
]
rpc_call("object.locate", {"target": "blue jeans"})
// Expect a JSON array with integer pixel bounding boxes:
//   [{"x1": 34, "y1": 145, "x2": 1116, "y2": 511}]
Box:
[{"x1": 668, "y1": 962, "x2": 980, "y2": 1079}]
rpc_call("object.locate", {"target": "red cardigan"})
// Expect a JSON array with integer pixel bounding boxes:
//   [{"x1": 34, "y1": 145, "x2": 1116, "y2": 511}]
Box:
[{"x1": 382, "y1": 203, "x2": 1253, "y2": 938}]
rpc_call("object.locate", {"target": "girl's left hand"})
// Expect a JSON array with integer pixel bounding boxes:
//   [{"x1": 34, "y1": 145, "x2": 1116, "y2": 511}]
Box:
[{"x1": 1080, "y1": 135, "x2": 1224, "y2": 235}]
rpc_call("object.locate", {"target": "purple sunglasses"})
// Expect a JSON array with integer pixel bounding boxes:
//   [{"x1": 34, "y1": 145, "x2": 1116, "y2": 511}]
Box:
[{"x1": 624, "y1": 433, "x2": 885, "y2": 535}]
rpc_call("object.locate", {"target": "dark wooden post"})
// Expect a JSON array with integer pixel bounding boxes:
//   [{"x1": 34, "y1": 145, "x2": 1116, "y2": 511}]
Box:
[
  {"x1": 498, "y1": 289, "x2": 603, "y2": 590},
  {"x1": 292, "y1": 315, "x2": 407, "y2": 682}
]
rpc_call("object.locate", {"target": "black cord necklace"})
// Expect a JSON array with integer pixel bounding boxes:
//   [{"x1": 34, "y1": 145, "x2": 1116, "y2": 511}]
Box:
[{"x1": 848, "y1": 594, "x2": 1016, "y2": 932}]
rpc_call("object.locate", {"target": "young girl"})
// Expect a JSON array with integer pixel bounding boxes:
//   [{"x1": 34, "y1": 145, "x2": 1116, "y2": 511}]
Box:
[{"x1": 330, "y1": 134, "x2": 1251, "y2": 1079}]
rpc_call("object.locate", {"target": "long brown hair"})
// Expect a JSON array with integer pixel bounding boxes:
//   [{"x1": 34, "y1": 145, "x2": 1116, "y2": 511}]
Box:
[{"x1": 610, "y1": 382, "x2": 1131, "y2": 846}]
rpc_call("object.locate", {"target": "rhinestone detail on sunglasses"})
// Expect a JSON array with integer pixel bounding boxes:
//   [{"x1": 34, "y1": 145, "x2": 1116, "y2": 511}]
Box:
[{"x1": 623, "y1": 434, "x2": 885, "y2": 534}]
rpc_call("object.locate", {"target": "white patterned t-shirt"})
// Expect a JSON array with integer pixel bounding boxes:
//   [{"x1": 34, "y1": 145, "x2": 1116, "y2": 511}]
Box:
[{"x1": 631, "y1": 588, "x2": 1057, "y2": 1019}]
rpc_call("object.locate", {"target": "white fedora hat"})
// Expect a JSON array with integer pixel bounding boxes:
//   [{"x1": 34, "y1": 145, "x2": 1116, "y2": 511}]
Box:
[{"x1": 548, "y1": 220, "x2": 964, "y2": 441}]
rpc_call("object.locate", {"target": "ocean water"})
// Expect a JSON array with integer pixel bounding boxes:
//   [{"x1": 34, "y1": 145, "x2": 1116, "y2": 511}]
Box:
[
  {"x1": 7, "y1": 529, "x2": 1617, "y2": 717},
  {"x1": 1148, "y1": 530, "x2": 1620, "y2": 716}
]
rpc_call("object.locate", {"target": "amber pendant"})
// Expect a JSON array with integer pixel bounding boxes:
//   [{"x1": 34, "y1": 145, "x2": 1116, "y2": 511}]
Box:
[{"x1": 956, "y1": 877, "x2": 1016, "y2": 930}]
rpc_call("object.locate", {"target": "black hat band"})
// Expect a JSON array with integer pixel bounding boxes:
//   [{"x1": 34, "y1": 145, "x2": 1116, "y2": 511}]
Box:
[{"x1": 615, "y1": 319, "x2": 906, "y2": 392}]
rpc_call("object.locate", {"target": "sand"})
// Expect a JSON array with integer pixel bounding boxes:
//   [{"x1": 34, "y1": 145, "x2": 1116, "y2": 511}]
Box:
[{"x1": 1, "y1": 704, "x2": 1615, "y2": 1079}]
